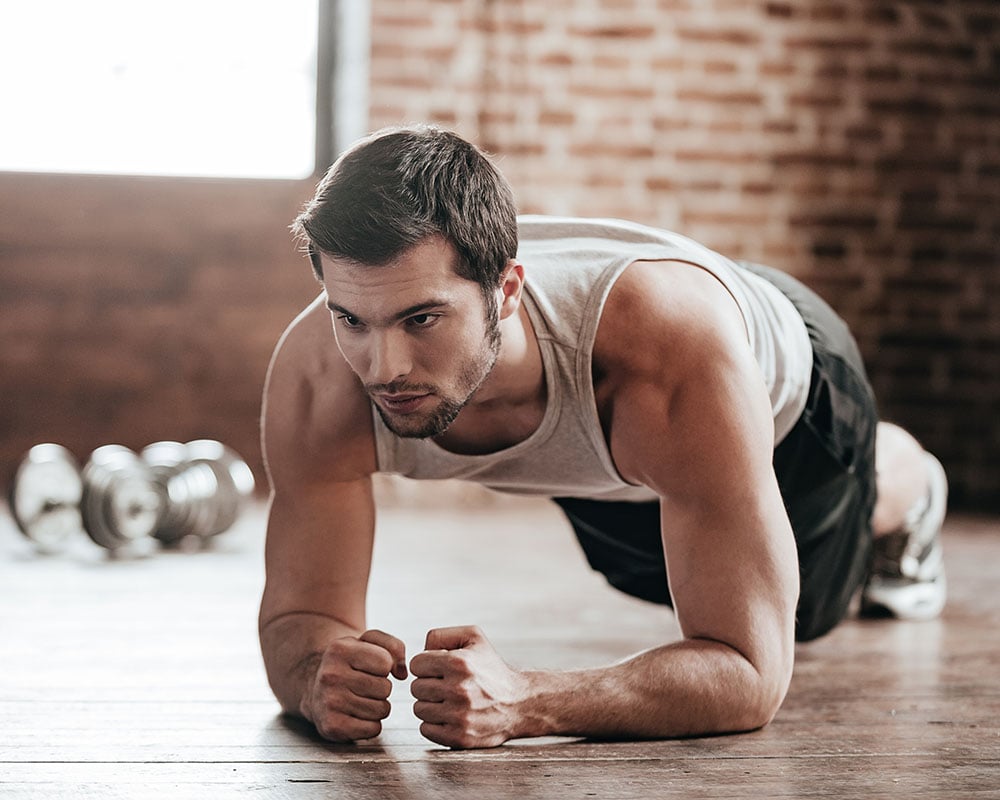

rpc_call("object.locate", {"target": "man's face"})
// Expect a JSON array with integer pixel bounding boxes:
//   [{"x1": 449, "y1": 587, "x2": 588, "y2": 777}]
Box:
[{"x1": 321, "y1": 235, "x2": 501, "y2": 439}]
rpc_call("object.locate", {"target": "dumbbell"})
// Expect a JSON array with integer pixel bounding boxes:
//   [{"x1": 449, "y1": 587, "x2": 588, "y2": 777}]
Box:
[
  {"x1": 8, "y1": 443, "x2": 85, "y2": 554},
  {"x1": 8, "y1": 440, "x2": 255, "y2": 554},
  {"x1": 141, "y1": 439, "x2": 256, "y2": 546}
]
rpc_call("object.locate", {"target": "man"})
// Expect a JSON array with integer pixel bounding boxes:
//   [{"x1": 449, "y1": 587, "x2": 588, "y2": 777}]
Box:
[{"x1": 259, "y1": 125, "x2": 947, "y2": 749}]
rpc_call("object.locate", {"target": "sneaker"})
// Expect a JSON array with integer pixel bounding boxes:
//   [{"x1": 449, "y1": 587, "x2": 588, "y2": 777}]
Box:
[{"x1": 861, "y1": 452, "x2": 948, "y2": 620}]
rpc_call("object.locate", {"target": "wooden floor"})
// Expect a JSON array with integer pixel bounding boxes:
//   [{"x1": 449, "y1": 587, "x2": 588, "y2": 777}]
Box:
[{"x1": 2, "y1": 491, "x2": 998, "y2": 799}]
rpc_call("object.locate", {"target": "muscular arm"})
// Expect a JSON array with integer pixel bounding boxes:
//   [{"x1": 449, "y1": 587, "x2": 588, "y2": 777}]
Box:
[
  {"x1": 411, "y1": 262, "x2": 799, "y2": 747},
  {"x1": 258, "y1": 298, "x2": 405, "y2": 740},
  {"x1": 527, "y1": 262, "x2": 798, "y2": 738}
]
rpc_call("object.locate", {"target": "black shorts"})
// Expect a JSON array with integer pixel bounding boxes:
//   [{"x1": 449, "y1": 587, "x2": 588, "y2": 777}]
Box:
[{"x1": 554, "y1": 263, "x2": 878, "y2": 642}]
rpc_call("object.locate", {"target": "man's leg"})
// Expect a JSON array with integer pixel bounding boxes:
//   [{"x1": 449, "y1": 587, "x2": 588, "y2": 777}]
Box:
[
  {"x1": 739, "y1": 259, "x2": 946, "y2": 634},
  {"x1": 873, "y1": 421, "x2": 936, "y2": 534},
  {"x1": 863, "y1": 421, "x2": 948, "y2": 620}
]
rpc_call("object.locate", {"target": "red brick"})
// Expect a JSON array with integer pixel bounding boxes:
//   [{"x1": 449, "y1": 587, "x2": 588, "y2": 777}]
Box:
[
  {"x1": 810, "y1": 3, "x2": 849, "y2": 22},
  {"x1": 788, "y1": 92, "x2": 846, "y2": 109},
  {"x1": 765, "y1": 3, "x2": 794, "y2": 19},
  {"x1": 760, "y1": 60, "x2": 796, "y2": 76},
  {"x1": 567, "y1": 24, "x2": 656, "y2": 39},
  {"x1": 863, "y1": 5, "x2": 900, "y2": 25},
  {"x1": 538, "y1": 52, "x2": 573, "y2": 67},
  {"x1": 676, "y1": 89, "x2": 764, "y2": 105},
  {"x1": 538, "y1": 110, "x2": 575, "y2": 126},
  {"x1": 677, "y1": 27, "x2": 761, "y2": 46},
  {"x1": 784, "y1": 35, "x2": 870, "y2": 52}
]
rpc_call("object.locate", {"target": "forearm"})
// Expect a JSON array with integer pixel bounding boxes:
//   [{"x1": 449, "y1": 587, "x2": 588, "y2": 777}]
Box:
[
  {"x1": 258, "y1": 610, "x2": 361, "y2": 717},
  {"x1": 515, "y1": 638, "x2": 789, "y2": 740}
]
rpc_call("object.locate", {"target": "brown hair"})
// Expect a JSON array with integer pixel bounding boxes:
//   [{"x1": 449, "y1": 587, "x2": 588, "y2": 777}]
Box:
[{"x1": 291, "y1": 125, "x2": 518, "y2": 303}]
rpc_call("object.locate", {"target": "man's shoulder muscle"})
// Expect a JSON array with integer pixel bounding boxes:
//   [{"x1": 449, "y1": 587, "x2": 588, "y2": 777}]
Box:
[
  {"x1": 592, "y1": 259, "x2": 771, "y2": 488},
  {"x1": 594, "y1": 260, "x2": 753, "y2": 401},
  {"x1": 262, "y1": 294, "x2": 376, "y2": 491}
]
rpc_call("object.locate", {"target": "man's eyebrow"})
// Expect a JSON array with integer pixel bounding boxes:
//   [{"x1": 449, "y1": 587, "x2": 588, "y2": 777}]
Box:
[{"x1": 325, "y1": 298, "x2": 453, "y2": 323}]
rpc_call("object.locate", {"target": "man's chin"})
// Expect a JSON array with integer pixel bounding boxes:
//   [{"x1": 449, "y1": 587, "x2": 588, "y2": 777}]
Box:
[{"x1": 375, "y1": 404, "x2": 458, "y2": 440}]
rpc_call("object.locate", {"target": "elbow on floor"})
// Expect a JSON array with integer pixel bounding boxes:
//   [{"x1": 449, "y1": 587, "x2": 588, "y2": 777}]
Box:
[{"x1": 733, "y1": 674, "x2": 790, "y2": 733}]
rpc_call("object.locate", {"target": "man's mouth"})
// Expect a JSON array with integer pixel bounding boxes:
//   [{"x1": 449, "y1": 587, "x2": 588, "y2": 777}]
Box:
[{"x1": 375, "y1": 392, "x2": 432, "y2": 414}]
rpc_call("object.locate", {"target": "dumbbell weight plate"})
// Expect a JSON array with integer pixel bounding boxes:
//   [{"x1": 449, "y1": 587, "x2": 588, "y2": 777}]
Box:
[
  {"x1": 143, "y1": 440, "x2": 228, "y2": 543},
  {"x1": 141, "y1": 440, "x2": 194, "y2": 544},
  {"x1": 141, "y1": 439, "x2": 254, "y2": 544},
  {"x1": 184, "y1": 439, "x2": 255, "y2": 536},
  {"x1": 8, "y1": 444, "x2": 85, "y2": 553},
  {"x1": 81, "y1": 445, "x2": 162, "y2": 552}
]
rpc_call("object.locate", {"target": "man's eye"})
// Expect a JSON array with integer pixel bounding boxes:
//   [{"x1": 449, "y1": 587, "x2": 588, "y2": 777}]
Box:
[
  {"x1": 408, "y1": 314, "x2": 438, "y2": 327},
  {"x1": 338, "y1": 315, "x2": 361, "y2": 328}
]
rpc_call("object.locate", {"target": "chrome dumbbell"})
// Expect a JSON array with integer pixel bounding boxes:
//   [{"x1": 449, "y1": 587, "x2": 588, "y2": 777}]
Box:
[
  {"x1": 8, "y1": 443, "x2": 86, "y2": 554},
  {"x1": 8, "y1": 440, "x2": 255, "y2": 555},
  {"x1": 81, "y1": 444, "x2": 164, "y2": 553},
  {"x1": 141, "y1": 439, "x2": 256, "y2": 547}
]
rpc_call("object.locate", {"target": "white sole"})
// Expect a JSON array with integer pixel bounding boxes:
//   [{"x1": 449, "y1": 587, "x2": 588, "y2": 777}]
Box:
[
  {"x1": 862, "y1": 571, "x2": 947, "y2": 621},
  {"x1": 861, "y1": 452, "x2": 948, "y2": 620}
]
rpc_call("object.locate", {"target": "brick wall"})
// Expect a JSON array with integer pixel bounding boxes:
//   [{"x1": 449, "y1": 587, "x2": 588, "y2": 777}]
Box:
[
  {"x1": 1, "y1": 1, "x2": 996, "y2": 512},
  {"x1": 369, "y1": 0, "x2": 1000, "y2": 511}
]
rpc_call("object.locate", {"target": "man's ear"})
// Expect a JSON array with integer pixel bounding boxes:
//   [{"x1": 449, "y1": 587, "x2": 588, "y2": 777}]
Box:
[{"x1": 497, "y1": 260, "x2": 525, "y2": 321}]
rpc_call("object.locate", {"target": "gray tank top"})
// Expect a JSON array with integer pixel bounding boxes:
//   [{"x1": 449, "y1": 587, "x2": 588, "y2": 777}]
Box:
[{"x1": 373, "y1": 216, "x2": 812, "y2": 502}]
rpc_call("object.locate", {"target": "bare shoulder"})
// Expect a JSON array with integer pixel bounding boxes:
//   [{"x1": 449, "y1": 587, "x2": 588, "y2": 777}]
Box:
[
  {"x1": 593, "y1": 259, "x2": 756, "y2": 424},
  {"x1": 594, "y1": 259, "x2": 750, "y2": 383},
  {"x1": 261, "y1": 294, "x2": 376, "y2": 492},
  {"x1": 593, "y1": 259, "x2": 773, "y2": 489}
]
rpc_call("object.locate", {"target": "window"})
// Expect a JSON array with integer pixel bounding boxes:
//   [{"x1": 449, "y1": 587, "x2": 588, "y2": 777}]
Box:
[{"x1": 0, "y1": 1, "x2": 322, "y2": 179}]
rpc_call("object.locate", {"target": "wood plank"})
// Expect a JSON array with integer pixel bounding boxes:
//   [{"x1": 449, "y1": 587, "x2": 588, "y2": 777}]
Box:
[
  {"x1": 1, "y1": 499, "x2": 998, "y2": 798},
  {"x1": 1, "y1": 756, "x2": 998, "y2": 799}
]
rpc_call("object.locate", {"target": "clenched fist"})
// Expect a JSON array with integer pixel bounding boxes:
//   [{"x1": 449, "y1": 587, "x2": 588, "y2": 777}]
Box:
[
  {"x1": 301, "y1": 629, "x2": 407, "y2": 743},
  {"x1": 409, "y1": 626, "x2": 528, "y2": 749}
]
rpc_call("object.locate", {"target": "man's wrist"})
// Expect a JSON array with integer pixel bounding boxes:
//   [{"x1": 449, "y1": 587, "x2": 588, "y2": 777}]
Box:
[
  {"x1": 510, "y1": 669, "x2": 557, "y2": 740},
  {"x1": 293, "y1": 651, "x2": 324, "y2": 721}
]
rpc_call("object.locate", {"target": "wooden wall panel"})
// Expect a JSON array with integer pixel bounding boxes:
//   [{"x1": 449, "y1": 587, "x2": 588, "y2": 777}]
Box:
[{"x1": 0, "y1": 172, "x2": 320, "y2": 492}]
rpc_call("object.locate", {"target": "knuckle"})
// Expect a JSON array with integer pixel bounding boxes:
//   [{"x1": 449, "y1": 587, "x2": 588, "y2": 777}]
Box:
[
  {"x1": 373, "y1": 651, "x2": 394, "y2": 675},
  {"x1": 326, "y1": 637, "x2": 354, "y2": 657},
  {"x1": 452, "y1": 731, "x2": 477, "y2": 750},
  {"x1": 314, "y1": 717, "x2": 349, "y2": 742},
  {"x1": 315, "y1": 713, "x2": 382, "y2": 743},
  {"x1": 317, "y1": 669, "x2": 336, "y2": 686},
  {"x1": 319, "y1": 645, "x2": 352, "y2": 672},
  {"x1": 355, "y1": 720, "x2": 382, "y2": 740},
  {"x1": 317, "y1": 692, "x2": 347, "y2": 716},
  {"x1": 374, "y1": 699, "x2": 392, "y2": 720},
  {"x1": 419, "y1": 721, "x2": 451, "y2": 747},
  {"x1": 317, "y1": 666, "x2": 347, "y2": 687},
  {"x1": 450, "y1": 680, "x2": 472, "y2": 702},
  {"x1": 450, "y1": 652, "x2": 473, "y2": 678},
  {"x1": 418, "y1": 721, "x2": 435, "y2": 739}
]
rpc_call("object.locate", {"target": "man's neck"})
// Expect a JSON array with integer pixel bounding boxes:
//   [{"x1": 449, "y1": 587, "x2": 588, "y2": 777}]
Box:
[{"x1": 433, "y1": 304, "x2": 547, "y2": 455}]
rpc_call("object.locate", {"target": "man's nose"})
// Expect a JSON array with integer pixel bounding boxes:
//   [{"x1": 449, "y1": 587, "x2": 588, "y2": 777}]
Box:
[{"x1": 367, "y1": 330, "x2": 412, "y2": 385}]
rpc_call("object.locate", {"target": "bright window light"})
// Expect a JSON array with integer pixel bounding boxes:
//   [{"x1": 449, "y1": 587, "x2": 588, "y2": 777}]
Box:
[{"x1": 0, "y1": 1, "x2": 318, "y2": 179}]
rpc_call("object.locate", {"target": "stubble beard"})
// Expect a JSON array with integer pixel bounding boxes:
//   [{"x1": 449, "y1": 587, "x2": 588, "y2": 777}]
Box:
[{"x1": 371, "y1": 305, "x2": 502, "y2": 440}]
